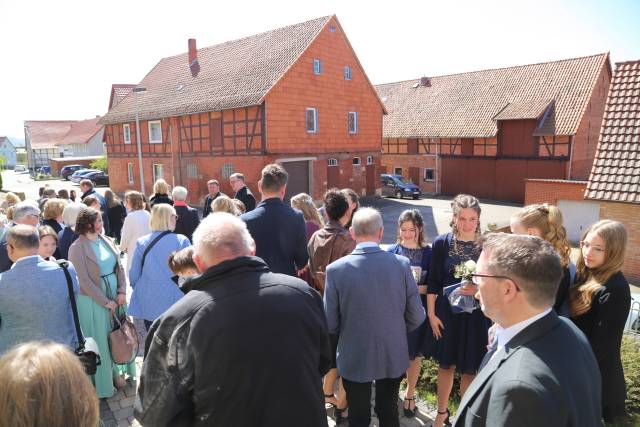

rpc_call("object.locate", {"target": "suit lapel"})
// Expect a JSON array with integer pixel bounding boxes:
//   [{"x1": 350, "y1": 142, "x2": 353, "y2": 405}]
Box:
[{"x1": 456, "y1": 311, "x2": 561, "y2": 420}]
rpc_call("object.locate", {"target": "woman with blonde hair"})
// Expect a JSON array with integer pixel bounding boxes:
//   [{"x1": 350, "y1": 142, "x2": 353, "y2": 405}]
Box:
[
  {"x1": 0, "y1": 341, "x2": 99, "y2": 427},
  {"x1": 211, "y1": 194, "x2": 240, "y2": 216},
  {"x1": 38, "y1": 225, "x2": 58, "y2": 261},
  {"x1": 149, "y1": 178, "x2": 173, "y2": 207},
  {"x1": 128, "y1": 204, "x2": 190, "y2": 331},
  {"x1": 0, "y1": 192, "x2": 20, "y2": 211},
  {"x1": 290, "y1": 193, "x2": 324, "y2": 240},
  {"x1": 42, "y1": 198, "x2": 67, "y2": 233},
  {"x1": 570, "y1": 220, "x2": 630, "y2": 423},
  {"x1": 510, "y1": 203, "x2": 573, "y2": 315}
]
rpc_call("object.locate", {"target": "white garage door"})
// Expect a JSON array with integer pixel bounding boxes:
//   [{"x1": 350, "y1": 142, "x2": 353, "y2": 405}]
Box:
[{"x1": 557, "y1": 199, "x2": 600, "y2": 243}]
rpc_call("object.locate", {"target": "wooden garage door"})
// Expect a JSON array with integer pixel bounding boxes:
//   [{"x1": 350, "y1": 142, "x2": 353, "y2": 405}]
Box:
[
  {"x1": 327, "y1": 162, "x2": 341, "y2": 189},
  {"x1": 283, "y1": 161, "x2": 310, "y2": 203}
]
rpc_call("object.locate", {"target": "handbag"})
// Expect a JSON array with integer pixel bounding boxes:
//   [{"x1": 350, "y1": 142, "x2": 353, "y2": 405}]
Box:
[
  {"x1": 108, "y1": 308, "x2": 139, "y2": 364},
  {"x1": 59, "y1": 260, "x2": 101, "y2": 375}
]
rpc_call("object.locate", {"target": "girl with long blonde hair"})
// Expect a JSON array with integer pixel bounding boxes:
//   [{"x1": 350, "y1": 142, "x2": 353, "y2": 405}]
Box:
[
  {"x1": 290, "y1": 193, "x2": 324, "y2": 240},
  {"x1": 510, "y1": 203, "x2": 572, "y2": 314},
  {"x1": 570, "y1": 220, "x2": 629, "y2": 423}
]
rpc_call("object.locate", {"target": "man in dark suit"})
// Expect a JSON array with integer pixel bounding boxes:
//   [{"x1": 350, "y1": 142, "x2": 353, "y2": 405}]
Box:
[
  {"x1": 240, "y1": 164, "x2": 308, "y2": 276},
  {"x1": 135, "y1": 212, "x2": 331, "y2": 427},
  {"x1": 0, "y1": 200, "x2": 41, "y2": 272},
  {"x1": 230, "y1": 172, "x2": 256, "y2": 212},
  {"x1": 202, "y1": 179, "x2": 225, "y2": 217},
  {"x1": 454, "y1": 233, "x2": 601, "y2": 427},
  {"x1": 171, "y1": 186, "x2": 200, "y2": 243}
]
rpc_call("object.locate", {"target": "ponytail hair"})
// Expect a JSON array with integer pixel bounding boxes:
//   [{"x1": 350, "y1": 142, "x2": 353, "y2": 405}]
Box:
[
  {"x1": 511, "y1": 203, "x2": 571, "y2": 267},
  {"x1": 570, "y1": 220, "x2": 627, "y2": 317}
]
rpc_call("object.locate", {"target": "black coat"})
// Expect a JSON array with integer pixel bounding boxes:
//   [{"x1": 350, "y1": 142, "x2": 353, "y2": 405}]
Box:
[
  {"x1": 234, "y1": 186, "x2": 256, "y2": 212},
  {"x1": 174, "y1": 204, "x2": 200, "y2": 242},
  {"x1": 572, "y1": 271, "x2": 631, "y2": 420},
  {"x1": 57, "y1": 227, "x2": 79, "y2": 261},
  {"x1": 202, "y1": 191, "x2": 226, "y2": 217},
  {"x1": 149, "y1": 193, "x2": 174, "y2": 208},
  {"x1": 106, "y1": 203, "x2": 127, "y2": 240},
  {"x1": 135, "y1": 256, "x2": 331, "y2": 427},
  {"x1": 240, "y1": 198, "x2": 308, "y2": 276}
]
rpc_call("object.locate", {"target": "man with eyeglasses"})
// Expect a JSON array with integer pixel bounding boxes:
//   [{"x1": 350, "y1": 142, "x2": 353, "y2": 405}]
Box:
[
  {"x1": 454, "y1": 233, "x2": 601, "y2": 427},
  {"x1": 0, "y1": 200, "x2": 41, "y2": 272}
]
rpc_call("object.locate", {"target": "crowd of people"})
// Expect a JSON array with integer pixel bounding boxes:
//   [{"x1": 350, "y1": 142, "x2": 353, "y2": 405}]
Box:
[{"x1": 0, "y1": 163, "x2": 633, "y2": 427}]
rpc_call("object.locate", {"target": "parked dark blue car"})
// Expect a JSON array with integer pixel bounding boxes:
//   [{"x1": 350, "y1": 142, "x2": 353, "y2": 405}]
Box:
[{"x1": 380, "y1": 174, "x2": 421, "y2": 199}]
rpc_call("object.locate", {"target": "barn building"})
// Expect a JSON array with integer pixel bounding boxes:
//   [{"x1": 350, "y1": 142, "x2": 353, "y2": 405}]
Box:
[
  {"x1": 375, "y1": 53, "x2": 611, "y2": 203},
  {"x1": 100, "y1": 15, "x2": 385, "y2": 204}
]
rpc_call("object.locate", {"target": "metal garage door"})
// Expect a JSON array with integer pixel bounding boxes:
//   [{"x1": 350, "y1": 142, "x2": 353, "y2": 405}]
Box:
[{"x1": 557, "y1": 199, "x2": 601, "y2": 243}]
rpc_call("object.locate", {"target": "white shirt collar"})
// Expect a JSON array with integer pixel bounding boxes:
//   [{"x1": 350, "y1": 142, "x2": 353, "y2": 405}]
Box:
[
  {"x1": 494, "y1": 308, "x2": 552, "y2": 354},
  {"x1": 355, "y1": 241, "x2": 378, "y2": 250}
]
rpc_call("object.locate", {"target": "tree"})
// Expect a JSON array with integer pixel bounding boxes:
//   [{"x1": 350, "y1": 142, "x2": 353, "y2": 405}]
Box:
[
  {"x1": 90, "y1": 156, "x2": 108, "y2": 172},
  {"x1": 0, "y1": 155, "x2": 6, "y2": 170}
]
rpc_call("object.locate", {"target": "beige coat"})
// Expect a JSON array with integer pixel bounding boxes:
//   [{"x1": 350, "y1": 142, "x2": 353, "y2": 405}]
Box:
[{"x1": 68, "y1": 234, "x2": 127, "y2": 307}]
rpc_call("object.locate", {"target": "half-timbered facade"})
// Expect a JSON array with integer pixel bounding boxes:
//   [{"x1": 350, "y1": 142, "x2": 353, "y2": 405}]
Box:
[
  {"x1": 376, "y1": 54, "x2": 611, "y2": 202},
  {"x1": 101, "y1": 15, "x2": 385, "y2": 203}
]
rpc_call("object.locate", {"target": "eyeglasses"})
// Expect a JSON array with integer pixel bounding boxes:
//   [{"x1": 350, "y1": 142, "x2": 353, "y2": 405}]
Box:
[
  {"x1": 470, "y1": 273, "x2": 521, "y2": 291},
  {"x1": 580, "y1": 241, "x2": 605, "y2": 254}
]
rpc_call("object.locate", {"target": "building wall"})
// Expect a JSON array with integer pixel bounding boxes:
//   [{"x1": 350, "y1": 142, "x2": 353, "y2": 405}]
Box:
[
  {"x1": 0, "y1": 143, "x2": 16, "y2": 167},
  {"x1": 524, "y1": 179, "x2": 587, "y2": 205},
  {"x1": 88, "y1": 129, "x2": 106, "y2": 156},
  {"x1": 599, "y1": 201, "x2": 640, "y2": 282},
  {"x1": 265, "y1": 16, "x2": 383, "y2": 154},
  {"x1": 570, "y1": 61, "x2": 611, "y2": 180},
  {"x1": 380, "y1": 154, "x2": 437, "y2": 194}
]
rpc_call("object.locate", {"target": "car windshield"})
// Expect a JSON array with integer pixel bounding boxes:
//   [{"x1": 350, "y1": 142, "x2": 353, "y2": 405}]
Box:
[{"x1": 394, "y1": 176, "x2": 411, "y2": 185}]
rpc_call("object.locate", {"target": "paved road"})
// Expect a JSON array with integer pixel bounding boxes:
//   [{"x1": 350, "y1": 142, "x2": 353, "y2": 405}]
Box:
[{"x1": 1, "y1": 170, "x2": 106, "y2": 200}]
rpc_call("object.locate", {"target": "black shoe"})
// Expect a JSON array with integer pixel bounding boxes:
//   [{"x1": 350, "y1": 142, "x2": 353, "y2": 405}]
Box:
[
  {"x1": 432, "y1": 408, "x2": 451, "y2": 427},
  {"x1": 403, "y1": 397, "x2": 417, "y2": 418},
  {"x1": 324, "y1": 393, "x2": 336, "y2": 409},
  {"x1": 335, "y1": 406, "x2": 348, "y2": 425}
]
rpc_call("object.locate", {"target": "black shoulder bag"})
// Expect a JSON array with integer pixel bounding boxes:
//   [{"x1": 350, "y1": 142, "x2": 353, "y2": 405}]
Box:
[
  {"x1": 141, "y1": 231, "x2": 171, "y2": 272},
  {"x1": 58, "y1": 260, "x2": 101, "y2": 375}
]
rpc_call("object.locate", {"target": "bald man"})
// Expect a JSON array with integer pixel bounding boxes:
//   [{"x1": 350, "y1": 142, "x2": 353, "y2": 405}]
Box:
[{"x1": 135, "y1": 213, "x2": 331, "y2": 427}]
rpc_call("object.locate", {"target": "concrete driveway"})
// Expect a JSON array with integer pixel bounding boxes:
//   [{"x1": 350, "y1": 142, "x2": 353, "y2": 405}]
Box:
[{"x1": 1, "y1": 170, "x2": 106, "y2": 200}]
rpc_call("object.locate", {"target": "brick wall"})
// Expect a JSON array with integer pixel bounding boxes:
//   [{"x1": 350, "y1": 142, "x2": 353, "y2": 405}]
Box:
[
  {"x1": 524, "y1": 179, "x2": 587, "y2": 205},
  {"x1": 570, "y1": 61, "x2": 611, "y2": 180},
  {"x1": 380, "y1": 154, "x2": 437, "y2": 194},
  {"x1": 599, "y1": 201, "x2": 640, "y2": 282}
]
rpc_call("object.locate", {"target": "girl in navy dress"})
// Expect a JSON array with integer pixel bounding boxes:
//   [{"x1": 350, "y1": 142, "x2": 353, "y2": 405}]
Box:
[
  {"x1": 424, "y1": 194, "x2": 490, "y2": 427},
  {"x1": 386, "y1": 209, "x2": 431, "y2": 418}
]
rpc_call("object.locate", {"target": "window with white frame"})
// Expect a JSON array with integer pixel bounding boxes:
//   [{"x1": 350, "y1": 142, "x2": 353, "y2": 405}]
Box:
[
  {"x1": 348, "y1": 112, "x2": 358, "y2": 134},
  {"x1": 123, "y1": 124, "x2": 131, "y2": 144},
  {"x1": 352, "y1": 157, "x2": 361, "y2": 166},
  {"x1": 313, "y1": 59, "x2": 322, "y2": 75},
  {"x1": 344, "y1": 66, "x2": 352, "y2": 80},
  {"x1": 306, "y1": 108, "x2": 318, "y2": 133},
  {"x1": 148, "y1": 120, "x2": 162, "y2": 144},
  {"x1": 127, "y1": 163, "x2": 134, "y2": 184},
  {"x1": 424, "y1": 168, "x2": 435, "y2": 181},
  {"x1": 328, "y1": 158, "x2": 338, "y2": 167},
  {"x1": 152, "y1": 164, "x2": 164, "y2": 182},
  {"x1": 366, "y1": 155, "x2": 374, "y2": 165}
]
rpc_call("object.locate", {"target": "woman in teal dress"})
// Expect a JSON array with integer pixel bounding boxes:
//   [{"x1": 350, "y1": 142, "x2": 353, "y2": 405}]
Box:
[{"x1": 68, "y1": 207, "x2": 136, "y2": 398}]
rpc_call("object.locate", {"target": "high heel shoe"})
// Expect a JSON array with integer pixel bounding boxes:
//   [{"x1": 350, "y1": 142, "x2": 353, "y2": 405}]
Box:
[
  {"x1": 403, "y1": 396, "x2": 417, "y2": 418},
  {"x1": 324, "y1": 393, "x2": 337, "y2": 408},
  {"x1": 334, "y1": 406, "x2": 348, "y2": 425},
  {"x1": 432, "y1": 408, "x2": 451, "y2": 427}
]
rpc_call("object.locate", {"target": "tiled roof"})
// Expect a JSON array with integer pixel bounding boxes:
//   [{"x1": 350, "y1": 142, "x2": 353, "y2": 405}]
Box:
[
  {"x1": 375, "y1": 53, "x2": 609, "y2": 138},
  {"x1": 57, "y1": 117, "x2": 103, "y2": 146},
  {"x1": 101, "y1": 16, "x2": 332, "y2": 124},
  {"x1": 585, "y1": 61, "x2": 640, "y2": 204},
  {"x1": 24, "y1": 121, "x2": 76, "y2": 149},
  {"x1": 109, "y1": 84, "x2": 136, "y2": 110}
]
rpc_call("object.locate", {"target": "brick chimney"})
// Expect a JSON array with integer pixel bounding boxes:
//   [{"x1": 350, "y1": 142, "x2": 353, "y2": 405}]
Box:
[
  {"x1": 420, "y1": 76, "x2": 431, "y2": 87},
  {"x1": 188, "y1": 38, "x2": 200, "y2": 77}
]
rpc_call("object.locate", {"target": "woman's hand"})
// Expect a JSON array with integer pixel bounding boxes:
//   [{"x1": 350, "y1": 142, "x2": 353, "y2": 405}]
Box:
[
  {"x1": 428, "y1": 314, "x2": 444, "y2": 339},
  {"x1": 115, "y1": 294, "x2": 126, "y2": 306},
  {"x1": 458, "y1": 282, "x2": 478, "y2": 296},
  {"x1": 104, "y1": 301, "x2": 118, "y2": 312},
  {"x1": 417, "y1": 285, "x2": 428, "y2": 295}
]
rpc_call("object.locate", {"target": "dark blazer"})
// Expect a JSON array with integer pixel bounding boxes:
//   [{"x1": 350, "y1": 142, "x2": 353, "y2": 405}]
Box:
[
  {"x1": 234, "y1": 185, "x2": 256, "y2": 212},
  {"x1": 240, "y1": 198, "x2": 308, "y2": 276},
  {"x1": 0, "y1": 225, "x2": 13, "y2": 273},
  {"x1": 135, "y1": 256, "x2": 331, "y2": 427},
  {"x1": 202, "y1": 191, "x2": 226, "y2": 217},
  {"x1": 106, "y1": 203, "x2": 127, "y2": 240},
  {"x1": 174, "y1": 203, "x2": 200, "y2": 242},
  {"x1": 454, "y1": 311, "x2": 602, "y2": 427},
  {"x1": 57, "y1": 227, "x2": 79, "y2": 261}
]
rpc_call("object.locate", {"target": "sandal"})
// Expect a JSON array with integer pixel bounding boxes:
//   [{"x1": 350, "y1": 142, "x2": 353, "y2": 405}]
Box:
[
  {"x1": 432, "y1": 408, "x2": 451, "y2": 427},
  {"x1": 335, "y1": 405, "x2": 348, "y2": 425},
  {"x1": 324, "y1": 393, "x2": 337, "y2": 409},
  {"x1": 403, "y1": 396, "x2": 417, "y2": 418}
]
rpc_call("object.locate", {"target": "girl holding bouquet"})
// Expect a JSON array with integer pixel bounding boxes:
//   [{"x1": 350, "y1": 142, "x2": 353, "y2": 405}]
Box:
[
  {"x1": 424, "y1": 194, "x2": 491, "y2": 427},
  {"x1": 386, "y1": 209, "x2": 432, "y2": 418}
]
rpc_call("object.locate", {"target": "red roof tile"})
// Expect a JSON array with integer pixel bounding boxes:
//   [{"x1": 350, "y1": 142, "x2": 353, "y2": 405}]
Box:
[
  {"x1": 375, "y1": 53, "x2": 609, "y2": 138},
  {"x1": 101, "y1": 16, "x2": 332, "y2": 124},
  {"x1": 586, "y1": 60, "x2": 640, "y2": 204},
  {"x1": 57, "y1": 117, "x2": 103, "y2": 146},
  {"x1": 24, "y1": 121, "x2": 76, "y2": 149},
  {"x1": 109, "y1": 84, "x2": 136, "y2": 110}
]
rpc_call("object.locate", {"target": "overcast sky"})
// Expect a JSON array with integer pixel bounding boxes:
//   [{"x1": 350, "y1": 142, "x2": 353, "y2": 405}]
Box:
[{"x1": 1, "y1": 0, "x2": 638, "y2": 140}]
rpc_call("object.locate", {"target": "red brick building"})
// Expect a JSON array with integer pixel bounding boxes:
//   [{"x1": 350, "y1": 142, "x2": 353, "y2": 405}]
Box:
[
  {"x1": 100, "y1": 16, "x2": 385, "y2": 204},
  {"x1": 375, "y1": 54, "x2": 611, "y2": 203},
  {"x1": 524, "y1": 60, "x2": 640, "y2": 282}
]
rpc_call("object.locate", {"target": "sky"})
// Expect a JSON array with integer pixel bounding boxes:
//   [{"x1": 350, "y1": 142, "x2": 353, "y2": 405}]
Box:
[{"x1": 1, "y1": 0, "x2": 639, "y2": 141}]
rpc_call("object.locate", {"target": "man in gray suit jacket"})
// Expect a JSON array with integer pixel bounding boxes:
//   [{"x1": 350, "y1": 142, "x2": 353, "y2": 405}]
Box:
[
  {"x1": 325, "y1": 207, "x2": 425, "y2": 427},
  {"x1": 454, "y1": 233, "x2": 601, "y2": 427}
]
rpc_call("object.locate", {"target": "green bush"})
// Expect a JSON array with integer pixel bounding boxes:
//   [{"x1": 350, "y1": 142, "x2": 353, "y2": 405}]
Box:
[
  {"x1": 622, "y1": 336, "x2": 640, "y2": 416},
  {"x1": 0, "y1": 170, "x2": 3, "y2": 190},
  {"x1": 90, "y1": 156, "x2": 108, "y2": 172}
]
